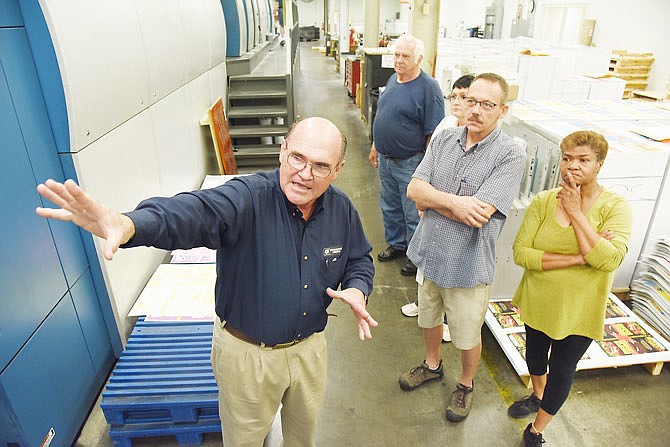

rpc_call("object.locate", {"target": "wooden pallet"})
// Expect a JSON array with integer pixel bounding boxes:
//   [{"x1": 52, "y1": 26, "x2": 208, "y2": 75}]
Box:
[
  {"x1": 485, "y1": 295, "x2": 670, "y2": 389},
  {"x1": 609, "y1": 50, "x2": 655, "y2": 98}
]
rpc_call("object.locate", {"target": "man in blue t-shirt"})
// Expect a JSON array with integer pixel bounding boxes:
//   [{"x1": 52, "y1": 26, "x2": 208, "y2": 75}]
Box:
[{"x1": 368, "y1": 34, "x2": 444, "y2": 277}]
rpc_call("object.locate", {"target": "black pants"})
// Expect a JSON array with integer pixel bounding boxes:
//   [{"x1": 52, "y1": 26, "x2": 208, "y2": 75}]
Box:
[{"x1": 525, "y1": 324, "x2": 592, "y2": 415}]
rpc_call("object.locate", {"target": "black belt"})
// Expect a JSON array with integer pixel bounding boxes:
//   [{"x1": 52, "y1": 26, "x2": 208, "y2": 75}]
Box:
[
  {"x1": 224, "y1": 324, "x2": 306, "y2": 349},
  {"x1": 382, "y1": 151, "x2": 424, "y2": 161}
]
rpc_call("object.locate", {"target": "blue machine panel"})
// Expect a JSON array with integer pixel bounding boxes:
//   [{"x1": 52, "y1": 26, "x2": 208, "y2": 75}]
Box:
[
  {"x1": 17, "y1": 0, "x2": 70, "y2": 153},
  {"x1": 221, "y1": 0, "x2": 243, "y2": 56},
  {"x1": 0, "y1": 27, "x2": 88, "y2": 287},
  {"x1": 70, "y1": 269, "x2": 116, "y2": 382},
  {"x1": 0, "y1": 0, "x2": 23, "y2": 27},
  {"x1": 0, "y1": 383, "x2": 25, "y2": 445},
  {"x1": 0, "y1": 7, "x2": 120, "y2": 447},
  {"x1": 0, "y1": 46, "x2": 69, "y2": 371},
  {"x1": 0, "y1": 296, "x2": 98, "y2": 447}
]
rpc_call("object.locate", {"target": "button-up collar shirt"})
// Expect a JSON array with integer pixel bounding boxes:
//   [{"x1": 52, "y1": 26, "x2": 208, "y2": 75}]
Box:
[
  {"x1": 407, "y1": 126, "x2": 526, "y2": 289},
  {"x1": 125, "y1": 170, "x2": 374, "y2": 345}
]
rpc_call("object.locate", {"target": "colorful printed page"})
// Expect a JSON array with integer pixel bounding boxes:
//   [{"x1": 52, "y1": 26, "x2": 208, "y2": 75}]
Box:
[{"x1": 128, "y1": 264, "x2": 216, "y2": 319}]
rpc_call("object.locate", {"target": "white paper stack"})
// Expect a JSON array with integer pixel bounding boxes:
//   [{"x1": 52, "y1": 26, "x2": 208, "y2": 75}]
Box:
[
  {"x1": 434, "y1": 37, "x2": 613, "y2": 102},
  {"x1": 631, "y1": 236, "x2": 670, "y2": 341},
  {"x1": 517, "y1": 55, "x2": 560, "y2": 100},
  {"x1": 552, "y1": 75, "x2": 592, "y2": 101},
  {"x1": 587, "y1": 76, "x2": 626, "y2": 100}
]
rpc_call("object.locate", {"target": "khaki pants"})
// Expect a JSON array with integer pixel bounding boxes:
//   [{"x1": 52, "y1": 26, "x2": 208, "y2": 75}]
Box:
[{"x1": 211, "y1": 318, "x2": 328, "y2": 447}]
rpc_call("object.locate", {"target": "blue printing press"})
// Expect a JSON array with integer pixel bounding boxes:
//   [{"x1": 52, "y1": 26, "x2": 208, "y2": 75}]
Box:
[{"x1": 101, "y1": 318, "x2": 221, "y2": 446}]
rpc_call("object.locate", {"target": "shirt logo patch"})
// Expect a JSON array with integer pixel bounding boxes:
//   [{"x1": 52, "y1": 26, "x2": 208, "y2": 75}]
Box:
[{"x1": 323, "y1": 246, "x2": 343, "y2": 257}]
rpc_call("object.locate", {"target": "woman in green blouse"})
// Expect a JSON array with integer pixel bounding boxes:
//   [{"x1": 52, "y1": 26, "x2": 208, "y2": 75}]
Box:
[{"x1": 507, "y1": 130, "x2": 632, "y2": 447}]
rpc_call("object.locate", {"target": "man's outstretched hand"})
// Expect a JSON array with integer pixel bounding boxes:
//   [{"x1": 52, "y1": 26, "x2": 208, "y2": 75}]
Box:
[
  {"x1": 36, "y1": 179, "x2": 135, "y2": 260},
  {"x1": 326, "y1": 287, "x2": 378, "y2": 340}
]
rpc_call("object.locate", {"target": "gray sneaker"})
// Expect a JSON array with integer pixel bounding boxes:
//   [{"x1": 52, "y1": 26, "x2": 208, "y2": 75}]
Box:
[
  {"x1": 445, "y1": 382, "x2": 474, "y2": 422},
  {"x1": 399, "y1": 360, "x2": 443, "y2": 391}
]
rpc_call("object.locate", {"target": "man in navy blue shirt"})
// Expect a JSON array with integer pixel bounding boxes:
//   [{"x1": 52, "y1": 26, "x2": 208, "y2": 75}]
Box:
[
  {"x1": 36, "y1": 117, "x2": 377, "y2": 447},
  {"x1": 369, "y1": 34, "x2": 444, "y2": 277}
]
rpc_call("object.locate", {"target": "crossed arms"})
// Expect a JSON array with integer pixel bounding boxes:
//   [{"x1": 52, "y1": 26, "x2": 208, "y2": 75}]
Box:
[{"x1": 407, "y1": 177, "x2": 497, "y2": 228}]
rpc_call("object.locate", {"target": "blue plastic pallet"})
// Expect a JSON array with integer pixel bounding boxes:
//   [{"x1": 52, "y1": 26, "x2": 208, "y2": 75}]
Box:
[
  {"x1": 109, "y1": 418, "x2": 222, "y2": 447},
  {"x1": 101, "y1": 318, "x2": 221, "y2": 446}
]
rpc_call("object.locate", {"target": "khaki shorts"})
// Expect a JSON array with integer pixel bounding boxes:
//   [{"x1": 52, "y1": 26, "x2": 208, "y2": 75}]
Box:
[{"x1": 417, "y1": 279, "x2": 490, "y2": 350}]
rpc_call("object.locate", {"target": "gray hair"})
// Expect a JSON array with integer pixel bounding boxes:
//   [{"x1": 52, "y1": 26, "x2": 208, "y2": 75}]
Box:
[{"x1": 394, "y1": 34, "x2": 424, "y2": 63}]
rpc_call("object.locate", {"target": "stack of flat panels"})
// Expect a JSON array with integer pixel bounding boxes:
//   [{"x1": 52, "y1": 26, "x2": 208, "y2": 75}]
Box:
[
  {"x1": 631, "y1": 236, "x2": 670, "y2": 341},
  {"x1": 101, "y1": 318, "x2": 220, "y2": 446}
]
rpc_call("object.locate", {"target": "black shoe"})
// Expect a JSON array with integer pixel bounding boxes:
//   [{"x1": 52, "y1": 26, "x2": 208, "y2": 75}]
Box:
[
  {"x1": 508, "y1": 394, "x2": 542, "y2": 419},
  {"x1": 522, "y1": 423, "x2": 546, "y2": 446},
  {"x1": 377, "y1": 245, "x2": 406, "y2": 262},
  {"x1": 400, "y1": 259, "x2": 417, "y2": 276}
]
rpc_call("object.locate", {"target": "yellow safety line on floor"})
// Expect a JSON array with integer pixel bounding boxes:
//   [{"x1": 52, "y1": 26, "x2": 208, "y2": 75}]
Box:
[{"x1": 481, "y1": 346, "x2": 528, "y2": 432}]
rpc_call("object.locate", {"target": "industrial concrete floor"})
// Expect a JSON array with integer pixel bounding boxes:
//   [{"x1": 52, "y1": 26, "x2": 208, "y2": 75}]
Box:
[{"x1": 75, "y1": 41, "x2": 670, "y2": 447}]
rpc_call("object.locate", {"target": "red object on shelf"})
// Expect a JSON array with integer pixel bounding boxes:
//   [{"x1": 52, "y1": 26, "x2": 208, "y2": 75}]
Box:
[{"x1": 345, "y1": 57, "x2": 361, "y2": 99}]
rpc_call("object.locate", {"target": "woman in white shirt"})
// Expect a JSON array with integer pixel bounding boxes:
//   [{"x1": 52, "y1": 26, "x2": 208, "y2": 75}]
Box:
[{"x1": 430, "y1": 74, "x2": 474, "y2": 140}]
